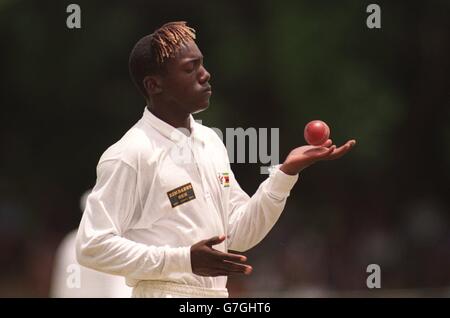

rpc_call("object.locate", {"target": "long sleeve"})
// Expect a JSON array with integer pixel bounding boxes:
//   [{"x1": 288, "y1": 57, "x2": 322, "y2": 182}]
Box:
[
  {"x1": 76, "y1": 159, "x2": 192, "y2": 280},
  {"x1": 227, "y1": 165, "x2": 299, "y2": 252}
]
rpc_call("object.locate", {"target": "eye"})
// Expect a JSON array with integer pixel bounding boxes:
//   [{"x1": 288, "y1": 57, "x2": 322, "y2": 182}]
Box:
[{"x1": 184, "y1": 62, "x2": 195, "y2": 73}]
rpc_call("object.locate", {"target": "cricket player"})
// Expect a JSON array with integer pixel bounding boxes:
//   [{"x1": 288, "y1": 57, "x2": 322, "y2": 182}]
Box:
[{"x1": 76, "y1": 21, "x2": 356, "y2": 298}]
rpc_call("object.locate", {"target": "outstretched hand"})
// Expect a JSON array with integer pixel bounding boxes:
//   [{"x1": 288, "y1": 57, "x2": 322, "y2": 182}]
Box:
[
  {"x1": 191, "y1": 235, "x2": 253, "y2": 277},
  {"x1": 280, "y1": 139, "x2": 356, "y2": 175}
]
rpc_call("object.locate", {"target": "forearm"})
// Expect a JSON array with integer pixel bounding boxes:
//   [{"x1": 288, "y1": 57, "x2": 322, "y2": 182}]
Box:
[
  {"x1": 76, "y1": 222, "x2": 191, "y2": 280},
  {"x1": 228, "y1": 167, "x2": 298, "y2": 251}
]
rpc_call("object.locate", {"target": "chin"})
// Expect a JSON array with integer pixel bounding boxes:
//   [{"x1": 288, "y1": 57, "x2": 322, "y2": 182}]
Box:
[{"x1": 191, "y1": 101, "x2": 210, "y2": 114}]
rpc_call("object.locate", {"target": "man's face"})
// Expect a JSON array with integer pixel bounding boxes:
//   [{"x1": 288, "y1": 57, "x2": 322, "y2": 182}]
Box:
[{"x1": 160, "y1": 40, "x2": 212, "y2": 114}]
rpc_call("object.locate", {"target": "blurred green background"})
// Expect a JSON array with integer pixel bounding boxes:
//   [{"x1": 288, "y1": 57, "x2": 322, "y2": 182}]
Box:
[{"x1": 0, "y1": 0, "x2": 449, "y2": 297}]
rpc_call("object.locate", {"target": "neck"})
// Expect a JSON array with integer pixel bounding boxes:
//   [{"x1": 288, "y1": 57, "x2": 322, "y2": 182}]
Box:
[{"x1": 147, "y1": 104, "x2": 191, "y2": 131}]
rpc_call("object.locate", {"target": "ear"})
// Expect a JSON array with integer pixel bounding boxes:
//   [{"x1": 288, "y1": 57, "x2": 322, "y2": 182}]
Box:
[{"x1": 143, "y1": 75, "x2": 163, "y2": 96}]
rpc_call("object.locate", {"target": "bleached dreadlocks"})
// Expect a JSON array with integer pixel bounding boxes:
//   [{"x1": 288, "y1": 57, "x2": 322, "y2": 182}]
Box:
[{"x1": 129, "y1": 21, "x2": 196, "y2": 98}]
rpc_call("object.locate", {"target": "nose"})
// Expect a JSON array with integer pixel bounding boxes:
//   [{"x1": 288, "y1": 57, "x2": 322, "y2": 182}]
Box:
[{"x1": 198, "y1": 65, "x2": 210, "y2": 84}]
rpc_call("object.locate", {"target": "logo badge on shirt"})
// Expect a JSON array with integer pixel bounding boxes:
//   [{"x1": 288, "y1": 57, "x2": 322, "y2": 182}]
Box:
[
  {"x1": 217, "y1": 172, "x2": 230, "y2": 188},
  {"x1": 167, "y1": 183, "x2": 196, "y2": 208}
]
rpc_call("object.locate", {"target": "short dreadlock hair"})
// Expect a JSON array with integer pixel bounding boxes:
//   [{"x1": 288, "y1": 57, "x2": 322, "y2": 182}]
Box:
[{"x1": 129, "y1": 21, "x2": 196, "y2": 98}]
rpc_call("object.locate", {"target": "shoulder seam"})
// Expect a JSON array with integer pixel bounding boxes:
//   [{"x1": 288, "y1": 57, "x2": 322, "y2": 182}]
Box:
[{"x1": 98, "y1": 158, "x2": 138, "y2": 172}]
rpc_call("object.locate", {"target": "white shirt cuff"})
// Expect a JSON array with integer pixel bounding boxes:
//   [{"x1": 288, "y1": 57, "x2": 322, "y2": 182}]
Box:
[
  {"x1": 164, "y1": 246, "x2": 192, "y2": 274},
  {"x1": 266, "y1": 165, "x2": 299, "y2": 199}
]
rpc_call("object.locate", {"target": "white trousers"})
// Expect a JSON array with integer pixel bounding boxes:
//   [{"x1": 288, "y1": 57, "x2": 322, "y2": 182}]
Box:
[{"x1": 132, "y1": 280, "x2": 229, "y2": 298}]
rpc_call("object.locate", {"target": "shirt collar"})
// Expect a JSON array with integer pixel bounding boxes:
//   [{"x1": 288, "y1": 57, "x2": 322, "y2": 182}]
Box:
[{"x1": 142, "y1": 107, "x2": 205, "y2": 146}]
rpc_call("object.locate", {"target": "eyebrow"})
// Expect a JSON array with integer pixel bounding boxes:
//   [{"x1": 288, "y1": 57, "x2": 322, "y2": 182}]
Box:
[{"x1": 181, "y1": 56, "x2": 203, "y2": 65}]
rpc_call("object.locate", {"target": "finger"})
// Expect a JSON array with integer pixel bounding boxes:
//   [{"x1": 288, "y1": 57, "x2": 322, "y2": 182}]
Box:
[
  {"x1": 326, "y1": 140, "x2": 356, "y2": 160},
  {"x1": 314, "y1": 145, "x2": 336, "y2": 159},
  {"x1": 319, "y1": 139, "x2": 333, "y2": 148},
  {"x1": 204, "y1": 268, "x2": 247, "y2": 277},
  {"x1": 215, "y1": 251, "x2": 247, "y2": 263},
  {"x1": 221, "y1": 268, "x2": 252, "y2": 276},
  {"x1": 220, "y1": 261, "x2": 253, "y2": 275},
  {"x1": 205, "y1": 235, "x2": 226, "y2": 247}
]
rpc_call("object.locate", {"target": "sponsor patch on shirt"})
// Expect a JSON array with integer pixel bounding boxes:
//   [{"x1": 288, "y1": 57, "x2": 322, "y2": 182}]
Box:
[
  {"x1": 217, "y1": 172, "x2": 230, "y2": 188},
  {"x1": 167, "y1": 183, "x2": 196, "y2": 208}
]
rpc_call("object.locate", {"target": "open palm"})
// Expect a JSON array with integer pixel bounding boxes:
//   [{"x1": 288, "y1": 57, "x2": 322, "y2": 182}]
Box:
[{"x1": 280, "y1": 139, "x2": 356, "y2": 175}]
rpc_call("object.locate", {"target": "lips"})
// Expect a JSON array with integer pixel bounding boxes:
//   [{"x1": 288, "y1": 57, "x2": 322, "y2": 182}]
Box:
[{"x1": 202, "y1": 85, "x2": 212, "y2": 95}]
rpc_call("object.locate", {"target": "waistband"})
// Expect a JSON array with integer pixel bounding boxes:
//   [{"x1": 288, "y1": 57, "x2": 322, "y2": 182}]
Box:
[{"x1": 133, "y1": 280, "x2": 229, "y2": 298}]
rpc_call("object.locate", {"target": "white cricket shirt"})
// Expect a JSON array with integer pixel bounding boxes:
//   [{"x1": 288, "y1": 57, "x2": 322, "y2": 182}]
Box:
[{"x1": 76, "y1": 107, "x2": 298, "y2": 291}]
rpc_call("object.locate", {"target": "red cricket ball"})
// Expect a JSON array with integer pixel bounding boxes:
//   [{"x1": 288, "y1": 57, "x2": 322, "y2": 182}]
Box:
[{"x1": 304, "y1": 120, "x2": 330, "y2": 146}]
